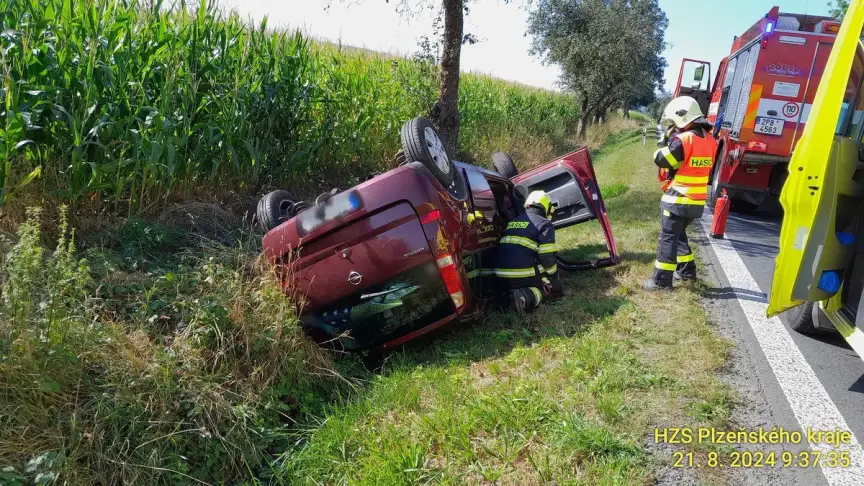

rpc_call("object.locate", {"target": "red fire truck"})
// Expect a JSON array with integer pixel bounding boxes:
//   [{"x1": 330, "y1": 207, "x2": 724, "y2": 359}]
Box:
[{"x1": 674, "y1": 6, "x2": 842, "y2": 209}]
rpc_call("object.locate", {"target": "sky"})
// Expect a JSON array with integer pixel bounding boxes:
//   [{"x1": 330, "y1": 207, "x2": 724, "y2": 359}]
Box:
[{"x1": 220, "y1": 0, "x2": 833, "y2": 93}]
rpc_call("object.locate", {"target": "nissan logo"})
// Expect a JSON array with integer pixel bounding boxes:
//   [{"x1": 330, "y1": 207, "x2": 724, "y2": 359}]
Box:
[{"x1": 347, "y1": 271, "x2": 362, "y2": 286}]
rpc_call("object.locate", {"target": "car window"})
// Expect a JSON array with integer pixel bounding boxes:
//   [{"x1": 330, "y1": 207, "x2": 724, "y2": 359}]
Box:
[
  {"x1": 466, "y1": 169, "x2": 492, "y2": 197},
  {"x1": 488, "y1": 180, "x2": 516, "y2": 220}
]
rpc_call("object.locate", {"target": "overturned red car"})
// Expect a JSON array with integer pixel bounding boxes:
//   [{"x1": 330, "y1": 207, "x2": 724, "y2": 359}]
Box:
[{"x1": 260, "y1": 117, "x2": 619, "y2": 350}]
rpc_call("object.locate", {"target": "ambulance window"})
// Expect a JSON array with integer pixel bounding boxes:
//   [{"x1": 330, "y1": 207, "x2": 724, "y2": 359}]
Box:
[{"x1": 838, "y1": 50, "x2": 864, "y2": 138}]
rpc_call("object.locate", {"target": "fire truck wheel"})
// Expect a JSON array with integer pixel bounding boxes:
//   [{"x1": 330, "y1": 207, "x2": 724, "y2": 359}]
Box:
[{"x1": 708, "y1": 162, "x2": 723, "y2": 207}]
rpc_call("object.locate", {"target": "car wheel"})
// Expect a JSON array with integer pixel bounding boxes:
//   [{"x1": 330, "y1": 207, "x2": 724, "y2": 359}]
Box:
[
  {"x1": 400, "y1": 117, "x2": 455, "y2": 187},
  {"x1": 786, "y1": 302, "x2": 819, "y2": 335},
  {"x1": 257, "y1": 190, "x2": 301, "y2": 232},
  {"x1": 492, "y1": 152, "x2": 518, "y2": 178}
]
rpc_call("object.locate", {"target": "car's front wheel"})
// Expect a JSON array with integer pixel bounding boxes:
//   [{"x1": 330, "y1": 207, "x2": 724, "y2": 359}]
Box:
[{"x1": 492, "y1": 152, "x2": 518, "y2": 178}]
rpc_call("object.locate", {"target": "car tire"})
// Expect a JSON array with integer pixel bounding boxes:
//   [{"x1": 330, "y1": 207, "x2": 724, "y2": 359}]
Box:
[
  {"x1": 257, "y1": 190, "x2": 300, "y2": 232},
  {"x1": 400, "y1": 117, "x2": 455, "y2": 187},
  {"x1": 787, "y1": 302, "x2": 819, "y2": 335},
  {"x1": 492, "y1": 152, "x2": 518, "y2": 178}
]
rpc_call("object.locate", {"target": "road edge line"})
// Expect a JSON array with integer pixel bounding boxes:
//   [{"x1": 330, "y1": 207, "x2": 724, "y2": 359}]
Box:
[{"x1": 699, "y1": 219, "x2": 864, "y2": 485}]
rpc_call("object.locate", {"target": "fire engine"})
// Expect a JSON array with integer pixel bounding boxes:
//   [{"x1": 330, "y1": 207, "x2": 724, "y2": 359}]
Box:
[{"x1": 674, "y1": 6, "x2": 842, "y2": 209}]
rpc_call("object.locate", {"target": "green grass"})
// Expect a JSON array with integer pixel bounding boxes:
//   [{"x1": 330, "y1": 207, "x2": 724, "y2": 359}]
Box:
[
  {"x1": 273, "y1": 133, "x2": 734, "y2": 484},
  {"x1": 0, "y1": 128, "x2": 731, "y2": 484},
  {"x1": 0, "y1": 0, "x2": 579, "y2": 213}
]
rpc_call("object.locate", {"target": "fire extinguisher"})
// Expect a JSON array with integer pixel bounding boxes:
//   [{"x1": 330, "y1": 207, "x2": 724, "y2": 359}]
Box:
[{"x1": 710, "y1": 190, "x2": 731, "y2": 239}]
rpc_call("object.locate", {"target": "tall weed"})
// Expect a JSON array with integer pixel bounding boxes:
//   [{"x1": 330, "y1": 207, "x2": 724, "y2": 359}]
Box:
[{"x1": 0, "y1": 208, "x2": 332, "y2": 484}]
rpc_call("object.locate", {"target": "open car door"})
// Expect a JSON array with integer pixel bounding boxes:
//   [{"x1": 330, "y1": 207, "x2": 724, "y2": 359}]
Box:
[
  {"x1": 767, "y1": 3, "x2": 864, "y2": 317},
  {"x1": 511, "y1": 147, "x2": 620, "y2": 270},
  {"x1": 674, "y1": 58, "x2": 712, "y2": 117}
]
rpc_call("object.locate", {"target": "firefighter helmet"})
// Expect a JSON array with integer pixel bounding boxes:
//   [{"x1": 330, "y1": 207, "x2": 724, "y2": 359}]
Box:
[
  {"x1": 524, "y1": 190, "x2": 555, "y2": 218},
  {"x1": 661, "y1": 96, "x2": 705, "y2": 129}
]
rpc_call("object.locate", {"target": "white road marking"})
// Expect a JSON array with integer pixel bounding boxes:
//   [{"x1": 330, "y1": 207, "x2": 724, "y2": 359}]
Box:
[{"x1": 699, "y1": 219, "x2": 864, "y2": 486}]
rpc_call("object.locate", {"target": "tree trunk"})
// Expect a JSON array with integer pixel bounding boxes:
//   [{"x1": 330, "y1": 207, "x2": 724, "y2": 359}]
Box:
[
  {"x1": 432, "y1": 0, "x2": 463, "y2": 156},
  {"x1": 579, "y1": 92, "x2": 590, "y2": 138}
]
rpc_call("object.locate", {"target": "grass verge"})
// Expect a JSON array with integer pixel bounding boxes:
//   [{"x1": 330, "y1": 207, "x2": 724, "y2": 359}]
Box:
[
  {"x1": 0, "y1": 209, "x2": 340, "y2": 484},
  {"x1": 0, "y1": 126, "x2": 728, "y2": 484},
  {"x1": 275, "y1": 132, "x2": 734, "y2": 484}
]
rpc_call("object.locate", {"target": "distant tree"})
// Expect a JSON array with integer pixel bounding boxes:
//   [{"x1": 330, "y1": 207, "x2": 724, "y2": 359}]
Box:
[
  {"x1": 828, "y1": 0, "x2": 850, "y2": 19},
  {"x1": 338, "y1": 0, "x2": 485, "y2": 155},
  {"x1": 647, "y1": 88, "x2": 673, "y2": 122},
  {"x1": 528, "y1": 0, "x2": 667, "y2": 137}
]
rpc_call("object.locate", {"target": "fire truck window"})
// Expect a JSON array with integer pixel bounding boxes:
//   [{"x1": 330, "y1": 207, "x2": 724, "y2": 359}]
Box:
[{"x1": 722, "y1": 58, "x2": 737, "y2": 89}]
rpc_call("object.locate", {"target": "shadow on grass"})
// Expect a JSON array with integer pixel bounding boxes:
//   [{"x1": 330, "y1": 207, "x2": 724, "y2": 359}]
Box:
[
  {"x1": 560, "y1": 243, "x2": 654, "y2": 266},
  {"x1": 361, "y1": 257, "x2": 629, "y2": 374}
]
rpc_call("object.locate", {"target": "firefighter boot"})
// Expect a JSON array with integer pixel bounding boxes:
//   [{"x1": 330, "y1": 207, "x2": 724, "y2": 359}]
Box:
[
  {"x1": 674, "y1": 262, "x2": 697, "y2": 281},
  {"x1": 643, "y1": 269, "x2": 673, "y2": 292},
  {"x1": 508, "y1": 288, "x2": 528, "y2": 314},
  {"x1": 642, "y1": 279, "x2": 673, "y2": 292},
  {"x1": 508, "y1": 288, "x2": 541, "y2": 314}
]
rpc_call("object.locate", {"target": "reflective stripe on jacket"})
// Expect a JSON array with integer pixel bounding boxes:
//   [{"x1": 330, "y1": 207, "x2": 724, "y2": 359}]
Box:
[
  {"x1": 492, "y1": 208, "x2": 559, "y2": 289},
  {"x1": 654, "y1": 127, "x2": 718, "y2": 218}
]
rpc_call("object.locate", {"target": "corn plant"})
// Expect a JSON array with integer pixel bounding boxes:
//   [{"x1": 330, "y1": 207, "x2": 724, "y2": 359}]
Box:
[{"x1": 0, "y1": 0, "x2": 579, "y2": 213}]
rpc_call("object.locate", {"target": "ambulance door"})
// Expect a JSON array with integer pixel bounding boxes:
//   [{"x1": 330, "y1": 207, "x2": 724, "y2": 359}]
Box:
[{"x1": 767, "y1": 3, "x2": 864, "y2": 317}]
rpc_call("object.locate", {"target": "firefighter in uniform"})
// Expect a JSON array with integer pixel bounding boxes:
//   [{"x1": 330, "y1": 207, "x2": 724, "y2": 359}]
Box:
[
  {"x1": 493, "y1": 190, "x2": 562, "y2": 312},
  {"x1": 643, "y1": 96, "x2": 718, "y2": 291}
]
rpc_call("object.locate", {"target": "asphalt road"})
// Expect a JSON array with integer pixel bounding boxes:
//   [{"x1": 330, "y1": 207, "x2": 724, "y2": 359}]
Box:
[{"x1": 697, "y1": 208, "x2": 864, "y2": 485}]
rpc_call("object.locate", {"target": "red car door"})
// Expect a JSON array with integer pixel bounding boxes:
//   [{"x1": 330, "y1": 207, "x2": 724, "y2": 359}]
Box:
[
  {"x1": 511, "y1": 147, "x2": 620, "y2": 270},
  {"x1": 457, "y1": 166, "x2": 510, "y2": 299}
]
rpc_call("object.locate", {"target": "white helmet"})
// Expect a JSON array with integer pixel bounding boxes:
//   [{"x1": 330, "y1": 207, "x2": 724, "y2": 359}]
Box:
[{"x1": 661, "y1": 96, "x2": 705, "y2": 129}]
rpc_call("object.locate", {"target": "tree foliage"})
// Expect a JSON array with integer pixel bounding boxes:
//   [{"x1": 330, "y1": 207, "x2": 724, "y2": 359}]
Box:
[
  {"x1": 527, "y1": 0, "x2": 667, "y2": 136},
  {"x1": 647, "y1": 88, "x2": 673, "y2": 122},
  {"x1": 829, "y1": 0, "x2": 850, "y2": 19}
]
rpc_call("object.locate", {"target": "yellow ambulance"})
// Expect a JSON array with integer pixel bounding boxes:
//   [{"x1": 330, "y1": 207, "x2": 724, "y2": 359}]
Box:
[{"x1": 768, "y1": 0, "x2": 864, "y2": 358}]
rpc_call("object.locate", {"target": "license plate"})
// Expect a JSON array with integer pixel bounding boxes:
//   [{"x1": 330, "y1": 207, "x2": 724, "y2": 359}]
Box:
[{"x1": 754, "y1": 117, "x2": 784, "y2": 136}]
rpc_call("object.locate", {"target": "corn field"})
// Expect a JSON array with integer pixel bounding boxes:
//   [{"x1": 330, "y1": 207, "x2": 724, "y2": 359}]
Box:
[{"x1": 0, "y1": 0, "x2": 579, "y2": 212}]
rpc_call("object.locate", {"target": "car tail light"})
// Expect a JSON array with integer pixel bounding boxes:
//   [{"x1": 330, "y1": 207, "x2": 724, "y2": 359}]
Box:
[
  {"x1": 436, "y1": 253, "x2": 466, "y2": 311},
  {"x1": 420, "y1": 209, "x2": 440, "y2": 224},
  {"x1": 748, "y1": 141, "x2": 768, "y2": 152}
]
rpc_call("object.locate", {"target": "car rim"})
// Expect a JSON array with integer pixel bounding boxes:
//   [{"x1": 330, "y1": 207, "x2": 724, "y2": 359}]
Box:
[{"x1": 424, "y1": 127, "x2": 450, "y2": 175}]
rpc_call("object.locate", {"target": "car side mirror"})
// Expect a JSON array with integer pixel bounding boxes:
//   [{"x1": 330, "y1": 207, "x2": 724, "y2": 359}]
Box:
[{"x1": 694, "y1": 65, "x2": 705, "y2": 82}]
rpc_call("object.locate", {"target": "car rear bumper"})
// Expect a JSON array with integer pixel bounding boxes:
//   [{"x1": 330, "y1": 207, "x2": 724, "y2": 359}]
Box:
[{"x1": 376, "y1": 312, "x2": 461, "y2": 351}]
